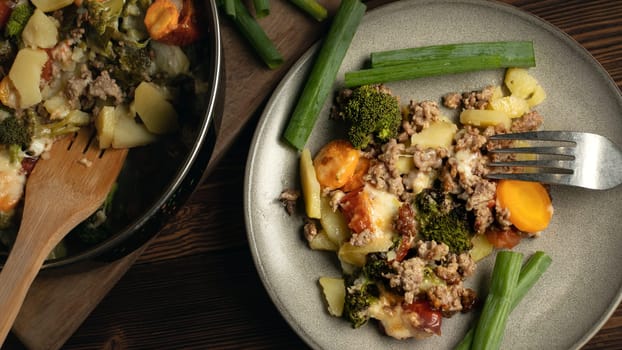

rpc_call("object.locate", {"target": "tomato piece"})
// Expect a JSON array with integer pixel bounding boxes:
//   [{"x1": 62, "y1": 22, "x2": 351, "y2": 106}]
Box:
[
  {"x1": 158, "y1": 0, "x2": 201, "y2": 46},
  {"x1": 403, "y1": 300, "x2": 442, "y2": 336},
  {"x1": 41, "y1": 50, "x2": 54, "y2": 82},
  {"x1": 21, "y1": 157, "x2": 37, "y2": 175},
  {"x1": 0, "y1": 1, "x2": 12, "y2": 30},
  {"x1": 339, "y1": 188, "x2": 372, "y2": 234},
  {"x1": 393, "y1": 234, "x2": 413, "y2": 262},
  {"x1": 485, "y1": 227, "x2": 522, "y2": 249}
]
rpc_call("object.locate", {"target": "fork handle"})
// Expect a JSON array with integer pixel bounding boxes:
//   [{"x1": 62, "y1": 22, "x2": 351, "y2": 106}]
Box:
[{"x1": 0, "y1": 221, "x2": 69, "y2": 344}]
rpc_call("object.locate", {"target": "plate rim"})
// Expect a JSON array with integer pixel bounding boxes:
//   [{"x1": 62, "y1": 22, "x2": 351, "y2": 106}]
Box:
[{"x1": 244, "y1": 0, "x2": 622, "y2": 349}]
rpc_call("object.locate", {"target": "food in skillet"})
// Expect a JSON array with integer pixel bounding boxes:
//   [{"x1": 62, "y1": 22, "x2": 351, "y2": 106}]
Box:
[
  {"x1": 0, "y1": 0, "x2": 208, "y2": 259},
  {"x1": 281, "y1": 67, "x2": 554, "y2": 340}
]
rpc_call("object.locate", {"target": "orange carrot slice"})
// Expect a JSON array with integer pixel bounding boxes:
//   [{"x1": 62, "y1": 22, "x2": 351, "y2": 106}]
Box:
[
  {"x1": 313, "y1": 139, "x2": 360, "y2": 189},
  {"x1": 342, "y1": 157, "x2": 370, "y2": 192},
  {"x1": 496, "y1": 179, "x2": 553, "y2": 233}
]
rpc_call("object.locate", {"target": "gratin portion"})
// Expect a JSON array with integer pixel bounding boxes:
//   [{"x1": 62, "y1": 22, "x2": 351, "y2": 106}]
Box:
[{"x1": 281, "y1": 68, "x2": 553, "y2": 339}]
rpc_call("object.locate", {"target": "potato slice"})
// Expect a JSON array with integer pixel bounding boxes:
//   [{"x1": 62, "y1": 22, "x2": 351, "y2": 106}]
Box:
[
  {"x1": 300, "y1": 148, "x2": 321, "y2": 219},
  {"x1": 395, "y1": 155, "x2": 414, "y2": 175},
  {"x1": 411, "y1": 120, "x2": 458, "y2": 149},
  {"x1": 504, "y1": 68, "x2": 539, "y2": 99},
  {"x1": 320, "y1": 196, "x2": 350, "y2": 245},
  {"x1": 132, "y1": 82, "x2": 179, "y2": 135},
  {"x1": 526, "y1": 84, "x2": 547, "y2": 107},
  {"x1": 309, "y1": 230, "x2": 339, "y2": 251},
  {"x1": 43, "y1": 93, "x2": 71, "y2": 119},
  {"x1": 8, "y1": 48, "x2": 48, "y2": 109},
  {"x1": 318, "y1": 277, "x2": 345, "y2": 317},
  {"x1": 470, "y1": 233, "x2": 493, "y2": 262},
  {"x1": 95, "y1": 106, "x2": 117, "y2": 149},
  {"x1": 338, "y1": 234, "x2": 393, "y2": 267},
  {"x1": 460, "y1": 109, "x2": 512, "y2": 129},
  {"x1": 22, "y1": 9, "x2": 58, "y2": 49},
  {"x1": 489, "y1": 95, "x2": 530, "y2": 119},
  {"x1": 31, "y1": 0, "x2": 74, "y2": 12},
  {"x1": 112, "y1": 105, "x2": 157, "y2": 148}
]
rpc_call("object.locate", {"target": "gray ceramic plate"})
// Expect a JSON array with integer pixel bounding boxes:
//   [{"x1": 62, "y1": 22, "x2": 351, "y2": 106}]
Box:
[{"x1": 244, "y1": 0, "x2": 622, "y2": 348}]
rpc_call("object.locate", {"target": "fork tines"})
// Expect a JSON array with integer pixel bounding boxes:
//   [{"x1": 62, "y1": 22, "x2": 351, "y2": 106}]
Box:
[{"x1": 487, "y1": 131, "x2": 578, "y2": 179}]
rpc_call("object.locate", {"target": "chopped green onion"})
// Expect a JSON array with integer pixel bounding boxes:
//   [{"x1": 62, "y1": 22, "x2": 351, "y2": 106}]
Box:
[
  {"x1": 455, "y1": 251, "x2": 552, "y2": 350},
  {"x1": 370, "y1": 41, "x2": 535, "y2": 68},
  {"x1": 288, "y1": 0, "x2": 328, "y2": 21},
  {"x1": 223, "y1": 0, "x2": 236, "y2": 18},
  {"x1": 283, "y1": 0, "x2": 366, "y2": 150},
  {"x1": 344, "y1": 54, "x2": 536, "y2": 88},
  {"x1": 224, "y1": 0, "x2": 283, "y2": 69},
  {"x1": 471, "y1": 250, "x2": 523, "y2": 350},
  {"x1": 253, "y1": 0, "x2": 270, "y2": 18}
]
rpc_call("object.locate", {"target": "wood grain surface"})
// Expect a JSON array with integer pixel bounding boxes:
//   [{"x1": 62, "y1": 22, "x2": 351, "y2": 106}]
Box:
[{"x1": 3, "y1": 0, "x2": 622, "y2": 349}]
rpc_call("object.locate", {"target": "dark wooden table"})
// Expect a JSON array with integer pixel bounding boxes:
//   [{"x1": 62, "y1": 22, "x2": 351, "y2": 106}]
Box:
[{"x1": 4, "y1": 0, "x2": 622, "y2": 349}]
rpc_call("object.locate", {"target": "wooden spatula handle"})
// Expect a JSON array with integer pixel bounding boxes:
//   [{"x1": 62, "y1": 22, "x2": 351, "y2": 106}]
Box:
[{"x1": 0, "y1": 210, "x2": 84, "y2": 344}]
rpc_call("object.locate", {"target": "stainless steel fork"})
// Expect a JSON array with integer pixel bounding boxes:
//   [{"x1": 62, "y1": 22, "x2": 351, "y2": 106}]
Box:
[{"x1": 486, "y1": 131, "x2": 622, "y2": 190}]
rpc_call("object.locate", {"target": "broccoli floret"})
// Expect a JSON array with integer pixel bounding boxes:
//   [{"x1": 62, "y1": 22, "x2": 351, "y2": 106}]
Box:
[
  {"x1": 4, "y1": 2, "x2": 34, "y2": 41},
  {"x1": 343, "y1": 273, "x2": 379, "y2": 328},
  {"x1": 344, "y1": 253, "x2": 393, "y2": 328},
  {"x1": 72, "y1": 183, "x2": 118, "y2": 244},
  {"x1": 339, "y1": 84, "x2": 402, "y2": 149},
  {"x1": 414, "y1": 189, "x2": 473, "y2": 254},
  {"x1": 362, "y1": 252, "x2": 392, "y2": 280},
  {"x1": 0, "y1": 115, "x2": 32, "y2": 148},
  {"x1": 110, "y1": 44, "x2": 153, "y2": 88},
  {"x1": 85, "y1": 0, "x2": 124, "y2": 35}
]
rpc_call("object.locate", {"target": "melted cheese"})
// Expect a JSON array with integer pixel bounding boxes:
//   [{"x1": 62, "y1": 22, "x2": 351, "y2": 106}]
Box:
[
  {"x1": 0, "y1": 148, "x2": 26, "y2": 212},
  {"x1": 337, "y1": 185, "x2": 401, "y2": 267},
  {"x1": 455, "y1": 149, "x2": 478, "y2": 183}
]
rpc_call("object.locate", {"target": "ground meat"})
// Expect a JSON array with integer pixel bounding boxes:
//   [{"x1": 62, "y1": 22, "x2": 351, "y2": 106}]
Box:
[
  {"x1": 368, "y1": 140, "x2": 406, "y2": 197},
  {"x1": 89, "y1": 70, "x2": 124, "y2": 104},
  {"x1": 442, "y1": 92, "x2": 462, "y2": 109},
  {"x1": 461, "y1": 85, "x2": 495, "y2": 110},
  {"x1": 467, "y1": 180, "x2": 496, "y2": 233},
  {"x1": 378, "y1": 139, "x2": 405, "y2": 178},
  {"x1": 398, "y1": 119, "x2": 415, "y2": 143},
  {"x1": 482, "y1": 124, "x2": 507, "y2": 138},
  {"x1": 410, "y1": 145, "x2": 446, "y2": 172},
  {"x1": 303, "y1": 218, "x2": 318, "y2": 243},
  {"x1": 495, "y1": 201, "x2": 512, "y2": 228},
  {"x1": 404, "y1": 100, "x2": 441, "y2": 133},
  {"x1": 349, "y1": 228, "x2": 375, "y2": 246},
  {"x1": 446, "y1": 150, "x2": 488, "y2": 195},
  {"x1": 455, "y1": 126, "x2": 487, "y2": 152},
  {"x1": 65, "y1": 63, "x2": 93, "y2": 108},
  {"x1": 440, "y1": 165, "x2": 461, "y2": 194},
  {"x1": 511, "y1": 110, "x2": 544, "y2": 132},
  {"x1": 427, "y1": 283, "x2": 477, "y2": 315},
  {"x1": 435, "y1": 257, "x2": 461, "y2": 284},
  {"x1": 367, "y1": 160, "x2": 389, "y2": 190},
  {"x1": 435, "y1": 253, "x2": 475, "y2": 284},
  {"x1": 415, "y1": 240, "x2": 450, "y2": 261},
  {"x1": 460, "y1": 287, "x2": 478, "y2": 313},
  {"x1": 388, "y1": 257, "x2": 426, "y2": 304},
  {"x1": 427, "y1": 284, "x2": 464, "y2": 314},
  {"x1": 278, "y1": 189, "x2": 300, "y2": 216},
  {"x1": 457, "y1": 253, "x2": 476, "y2": 277}
]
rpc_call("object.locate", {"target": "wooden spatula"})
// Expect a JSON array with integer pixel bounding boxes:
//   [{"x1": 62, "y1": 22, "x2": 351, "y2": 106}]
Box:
[{"x1": 0, "y1": 128, "x2": 128, "y2": 344}]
